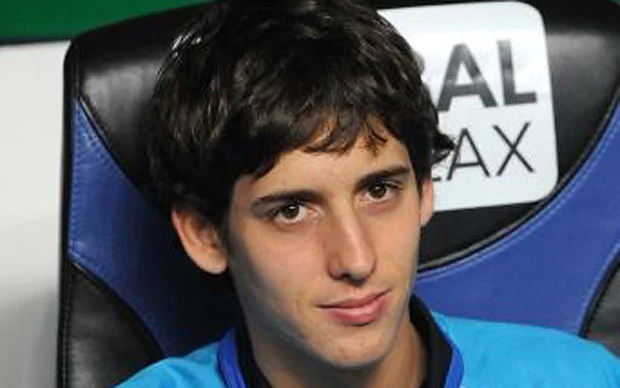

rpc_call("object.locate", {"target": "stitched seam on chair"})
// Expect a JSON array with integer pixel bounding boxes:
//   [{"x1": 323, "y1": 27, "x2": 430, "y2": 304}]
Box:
[
  {"x1": 578, "y1": 242, "x2": 620, "y2": 333},
  {"x1": 418, "y1": 102, "x2": 620, "y2": 281},
  {"x1": 76, "y1": 101, "x2": 117, "y2": 168},
  {"x1": 60, "y1": 263, "x2": 75, "y2": 388},
  {"x1": 76, "y1": 262, "x2": 162, "y2": 365},
  {"x1": 68, "y1": 234, "x2": 159, "y2": 349},
  {"x1": 68, "y1": 101, "x2": 122, "y2": 262},
  {"x1": 574, "y1": 110, "x2": 620, "y2": 332},
  {"x1": 68, "y1": 101, "x2": 164, "y2": 352},
  {"x1": 63, "y1": 99, "x2": 82, "y2": 388},
  {"x1": 79, "y1": 92, "x2": 138, "y2": 189},
  {"x1": 67, "y1": 105, "x2": 83, "y2": 258}
]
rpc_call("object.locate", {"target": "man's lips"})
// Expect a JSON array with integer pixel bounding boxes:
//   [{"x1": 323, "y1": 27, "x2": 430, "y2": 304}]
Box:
[
  {"x1": 321, "y1": 290, "x2": 389, "y2": 308},
  {"x1": 319, "y1": 290, "x2": 389, "y2": 326}
]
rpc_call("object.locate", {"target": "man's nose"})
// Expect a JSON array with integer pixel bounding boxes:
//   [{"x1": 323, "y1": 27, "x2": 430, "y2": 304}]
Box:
[{"x1": 325, "y1": 209, "x2": 377, "y2": 283}]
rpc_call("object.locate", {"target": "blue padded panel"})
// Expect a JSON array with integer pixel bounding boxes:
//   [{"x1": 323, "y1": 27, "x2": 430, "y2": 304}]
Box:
[
  {"x1": 417, "y1": 102, "x2": 620, "y2": 334},
  {"x1": 67, "y1": 101, "x2": 236, "y2": 356}
]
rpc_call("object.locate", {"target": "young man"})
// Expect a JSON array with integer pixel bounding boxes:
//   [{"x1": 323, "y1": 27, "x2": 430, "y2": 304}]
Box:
[{"x1": 121, "y1": 0, "x2": 620, "y2": 386}]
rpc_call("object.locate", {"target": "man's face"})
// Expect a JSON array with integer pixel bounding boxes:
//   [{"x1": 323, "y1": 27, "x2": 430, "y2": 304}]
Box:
[{"x1": 224, "y1": 131, "x2": 431, "y2": 369}]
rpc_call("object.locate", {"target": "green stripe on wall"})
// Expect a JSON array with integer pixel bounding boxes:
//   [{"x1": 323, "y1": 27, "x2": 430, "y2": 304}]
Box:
[
  {"x1": 0, "y1": 0, "x2": 205, "y2": 38},
  {"x1": 0, "y1": 0, "x2": 618, "y2": 40}
]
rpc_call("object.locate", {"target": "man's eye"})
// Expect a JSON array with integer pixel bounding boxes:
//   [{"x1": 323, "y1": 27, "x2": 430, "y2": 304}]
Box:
[
  {"x1": 272, "y1": 203, "x2": 309, "y2": 225},
  {"x1": 363, "y1": 181, "x2": 402, "y2": 203},
  {"x1": 367, "y1": 183, "x2": 389, "y2": 199}
]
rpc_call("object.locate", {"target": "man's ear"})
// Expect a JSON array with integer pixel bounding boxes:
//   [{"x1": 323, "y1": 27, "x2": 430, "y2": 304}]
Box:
[
  {"x1": 420, "y1": 178, "x2": 434, "y2": 227},
  {"x1": 171, "y1": 208, "x2": 228, "y2": 275}
]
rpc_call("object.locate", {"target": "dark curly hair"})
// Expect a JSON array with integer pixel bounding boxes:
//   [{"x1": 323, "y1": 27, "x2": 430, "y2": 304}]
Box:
[{"x1": 149, "y1": 0, "x2": 453, "y2": 233}]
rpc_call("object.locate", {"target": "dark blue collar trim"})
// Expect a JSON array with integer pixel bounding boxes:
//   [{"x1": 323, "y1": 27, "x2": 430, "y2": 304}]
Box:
[
  {"x1": 217, "y1": 329, "x2": 247, "y2": 388},
  {"x1": 444, "y1": 338, "x2": 464, "y2": 388}
]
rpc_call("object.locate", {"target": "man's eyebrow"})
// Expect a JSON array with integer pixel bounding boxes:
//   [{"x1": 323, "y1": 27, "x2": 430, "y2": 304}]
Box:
[
  {"x1": 250, "y1": 190, "x2": 323, "y2": 213},
  {"x1": 354, "y1": 165, "x2": 412, "y2": 192}
]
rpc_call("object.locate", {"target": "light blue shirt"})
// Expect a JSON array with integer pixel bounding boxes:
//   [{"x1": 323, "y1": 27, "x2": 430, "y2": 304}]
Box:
[{"x1": 119, "y1": 313, "x2": 620, "y2": 387}]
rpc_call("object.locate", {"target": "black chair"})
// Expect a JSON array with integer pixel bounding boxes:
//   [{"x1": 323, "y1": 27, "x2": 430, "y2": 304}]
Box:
[{"x1": 57, "y1": 0, "x2": 620, "y2": 386}]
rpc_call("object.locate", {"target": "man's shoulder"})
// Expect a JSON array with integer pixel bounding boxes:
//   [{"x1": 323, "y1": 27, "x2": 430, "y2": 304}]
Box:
[
  {"x1": 434, "y1": 313, "x2": 620, "y2": 387},
  {"x1": 116, "y1": 342, "x2": 225, "y2": 387}
]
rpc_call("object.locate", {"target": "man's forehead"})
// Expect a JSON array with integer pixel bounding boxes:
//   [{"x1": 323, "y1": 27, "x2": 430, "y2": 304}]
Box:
[
  {"x1": 300, "y1": 114, "x2": 393, "y2": 155},
  {"x1": 234, "y1": 133, "x2": 412, "y2": 199}
]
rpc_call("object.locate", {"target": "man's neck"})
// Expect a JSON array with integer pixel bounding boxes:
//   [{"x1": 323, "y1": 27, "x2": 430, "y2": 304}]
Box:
[{"x1": 249, "y1": 318, "x2": 426, "y2": 388}]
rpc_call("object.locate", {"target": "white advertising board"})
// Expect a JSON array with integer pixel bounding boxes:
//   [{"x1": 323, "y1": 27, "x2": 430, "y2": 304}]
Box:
[{"x1": 382, "y1": 2, "x2": 557, "y2": 211}]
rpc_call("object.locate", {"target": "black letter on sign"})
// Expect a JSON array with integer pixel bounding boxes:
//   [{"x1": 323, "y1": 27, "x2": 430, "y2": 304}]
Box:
[
  {"x1": 447, "y1": 128, "x2": 490, "y2": 180},
  {"x1": 499, "y1": 40, "x2": 537, "y2": 105},
  {"x1": 437, "y1": 43, "x2": 498, "y2": 112},
  {"x1": 493, "y1": 122, "x2": 535, "y2": 176}
]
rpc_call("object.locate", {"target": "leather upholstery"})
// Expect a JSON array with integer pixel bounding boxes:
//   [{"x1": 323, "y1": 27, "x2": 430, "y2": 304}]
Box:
[
  {"x1": 586, "y1": 253, "x2": 620, "y2": 356},
  {"x1": 57, "y1": 1, "x2": 620, "y2": 386},
  {"x1": 58, "y1": 263, "x2": 161, "y2": 387}
]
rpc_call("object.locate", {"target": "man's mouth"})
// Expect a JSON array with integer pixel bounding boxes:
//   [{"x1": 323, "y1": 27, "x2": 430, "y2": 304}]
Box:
[{"x1": 319, "y1": 290, "x2": 389, "y2": 326}]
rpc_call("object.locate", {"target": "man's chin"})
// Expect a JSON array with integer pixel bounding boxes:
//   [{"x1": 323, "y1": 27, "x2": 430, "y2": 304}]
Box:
[
  {"x1": 324, "y1": 354, "x2": 385, "y2": 371},
  {"x1": 310, "y1": 332, "x2": 392, "y2": 371},
  {"x1": 308, "y1": 296, "x2": 410, "y2": 370}
]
